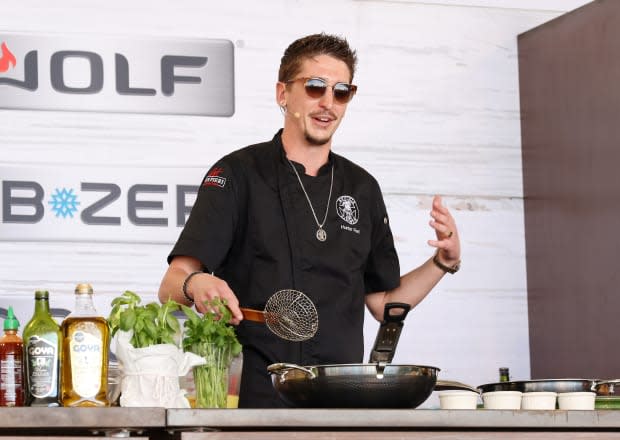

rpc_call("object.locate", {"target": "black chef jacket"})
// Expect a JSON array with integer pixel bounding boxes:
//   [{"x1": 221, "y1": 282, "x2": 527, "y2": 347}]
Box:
[{"x1": 169, "y1": 130, "x2": 400, "y2": 407}]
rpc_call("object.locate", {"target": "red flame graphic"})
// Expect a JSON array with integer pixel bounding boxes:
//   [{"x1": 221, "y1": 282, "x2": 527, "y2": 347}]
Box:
[
  {"x1": 208, "y1": 167, "x2": 224, "y2": 177},
  {"x1": 0, "y1": 42, "x2": 17, "y2": 73}
]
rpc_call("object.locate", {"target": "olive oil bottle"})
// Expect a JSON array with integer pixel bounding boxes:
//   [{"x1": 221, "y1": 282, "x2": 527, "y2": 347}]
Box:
[
  {"x1": 23, "y1": 290, "x2": 62, "y2": 406},
  {"x1": 60, "y1": 283, "x2": 110, "y2": 407},
  {"x1": 499, "y1": 367, "x2": 510, "y2": 382}
]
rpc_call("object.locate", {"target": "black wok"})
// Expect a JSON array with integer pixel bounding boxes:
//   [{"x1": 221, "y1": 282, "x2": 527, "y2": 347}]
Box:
[
  {"x1": 268, "y1": 362, "x2": 439, "y2": 408},
  {"x1": 267, "y1": 303, "x2": 475, "y2": 408}
]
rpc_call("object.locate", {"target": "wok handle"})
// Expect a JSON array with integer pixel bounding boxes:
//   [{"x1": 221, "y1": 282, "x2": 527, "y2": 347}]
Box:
[
  {"x1": 368, "y1": 302, "x2": 411, "y2": 363},
  {"x1": 383, "y1": 302, "x2": 411, "y2": 323},
  {"x1": 240, "y1": 307, "x2": 265, "y2": 323},
  {"x1": 594, "y1": 379, "x2": 620, "y2": 394},
  {"x1": 435, "y1": 379, "x2": 480, "y2": 393},
  {"x1": 267, "y1": 363, "x2": 316, "y2": 381}
]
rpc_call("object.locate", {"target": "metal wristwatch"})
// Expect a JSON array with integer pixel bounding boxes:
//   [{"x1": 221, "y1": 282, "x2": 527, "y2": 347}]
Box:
[{"x1": 432, "y1": 252, "x2": 460, "y2": 274}]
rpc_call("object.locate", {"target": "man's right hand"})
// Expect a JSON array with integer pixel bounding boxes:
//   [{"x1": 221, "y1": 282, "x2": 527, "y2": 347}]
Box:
[{"x1": 158, "y1": 256, "x2": 244, "y2": 325}]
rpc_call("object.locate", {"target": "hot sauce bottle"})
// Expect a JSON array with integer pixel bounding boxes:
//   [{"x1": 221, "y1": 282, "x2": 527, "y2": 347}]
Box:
[
  {"x1": 0, "y1": 306, "x2": 25, "y2": 406},
  {"x1": 60, "y1": 283, "x2": 110, "y2": 407}
]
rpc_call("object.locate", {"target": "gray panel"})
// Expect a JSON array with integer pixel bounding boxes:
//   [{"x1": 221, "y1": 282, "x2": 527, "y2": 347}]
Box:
[{"x1": 0, "y1": 32, "x2": 234, "y2": 116}]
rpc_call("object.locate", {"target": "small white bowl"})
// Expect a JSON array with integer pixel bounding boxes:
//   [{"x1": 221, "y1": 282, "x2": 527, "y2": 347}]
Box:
[
  {"x1": 521, "y1": 392, "x2": 557, "y2": 410},
  {"x1": 558, "y1": 392, "x2": 596, "y2": 410},
  {"x1": 482, "y1": 391, "x2": 522, "y2": 409},
  {"x1": 438, "y1": 390, "x2": 480, "y2": 409}
]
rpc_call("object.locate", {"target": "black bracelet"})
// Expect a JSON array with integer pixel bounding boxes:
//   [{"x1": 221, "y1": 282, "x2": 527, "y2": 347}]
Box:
[{"x1": 182, "y1": 271, "x2": 203, "y2": 303}]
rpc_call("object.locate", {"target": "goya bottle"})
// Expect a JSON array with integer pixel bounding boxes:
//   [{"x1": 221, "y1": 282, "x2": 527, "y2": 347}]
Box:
[
  {"x1": 23, "y1": 290, "x2": 62, "y2": 406},
  {"x1": 60, "y1": 283, "x2": 110, "y2": 407},
  {"x1": 0, "y1": 306, "x2": 24, "y2": 406}
]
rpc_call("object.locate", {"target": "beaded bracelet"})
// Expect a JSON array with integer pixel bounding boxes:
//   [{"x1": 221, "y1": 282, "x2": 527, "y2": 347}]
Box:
[{"x1": 182, "y1": 271, "x2": 203, "y2": 303}]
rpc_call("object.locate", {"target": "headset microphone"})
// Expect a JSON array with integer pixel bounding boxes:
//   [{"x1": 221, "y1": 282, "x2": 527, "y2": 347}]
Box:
[
  {"x1": 282, "y1": 103, "x2": 301, "y2": 119},
  {"x1": 287, "y1": 107, "x2": 301, "y2": 119}
]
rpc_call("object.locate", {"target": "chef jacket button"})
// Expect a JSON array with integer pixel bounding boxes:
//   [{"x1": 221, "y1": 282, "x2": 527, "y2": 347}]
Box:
[{"x1": 384, "y1": 216, "x2": 388, "y2": 224}]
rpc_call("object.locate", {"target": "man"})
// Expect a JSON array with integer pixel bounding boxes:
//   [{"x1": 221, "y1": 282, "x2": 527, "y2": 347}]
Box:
[{"x1": 158, "y1": 33, "x2": 461, "y2": 408}]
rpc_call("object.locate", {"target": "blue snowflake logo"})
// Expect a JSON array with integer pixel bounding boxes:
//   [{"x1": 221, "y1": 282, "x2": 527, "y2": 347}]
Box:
[{"x1": 48, "y1": 188, "x2": 80, "y2": 218}]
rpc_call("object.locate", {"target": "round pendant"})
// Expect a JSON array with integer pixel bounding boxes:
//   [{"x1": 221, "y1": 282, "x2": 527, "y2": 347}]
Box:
[{"x1": 316, "y1": 228, "x2": 327, "y2": 242}]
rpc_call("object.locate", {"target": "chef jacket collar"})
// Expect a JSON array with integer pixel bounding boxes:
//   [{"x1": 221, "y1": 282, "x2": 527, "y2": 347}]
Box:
[{"x1": 275, "y1": 129, "x2": 335, "y2": 177}]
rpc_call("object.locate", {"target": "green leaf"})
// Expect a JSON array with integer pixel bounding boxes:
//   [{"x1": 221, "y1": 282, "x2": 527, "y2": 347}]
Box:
[
  {"x1": 119, "y1": 309, "x2": 137, "y2": 331},
  {"x1": 181, "y1": 305, "x2": 200, "y2": 325},
  {"x1": 123, "y1": 290, "x2": 141, "y2": 303},
  {"x1": 144, "y1": 319, "x2": 158, "y2": 339},
  {"x1": 166, "y1": 312, "x2": 180, "y2": 333},
  {"x1": 135, "y1": 317, "x2": 145, "y2": 333}
]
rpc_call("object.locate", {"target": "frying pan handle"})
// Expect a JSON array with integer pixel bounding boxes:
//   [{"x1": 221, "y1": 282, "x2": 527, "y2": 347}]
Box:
[
  {"x1": 368, "y1": 302, "x2": 411, "y2": 363},
  {"x1": 435, "y1": 379, "x2": 480, "y2": 393},
  {"x1": 382, "y1": 302, "x2": 411, "y2": 324},
  {"x1": 594, "y1": 379, "x2": 620, "y2": 394},
  {"x1": 267, "y1": 363, "x2": 316, "y2": 382}
]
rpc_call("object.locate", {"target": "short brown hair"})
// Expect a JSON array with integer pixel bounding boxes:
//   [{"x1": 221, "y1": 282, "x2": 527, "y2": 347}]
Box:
[{"x1": 278, "y1": 33, "x2": 358, "y2": 83}]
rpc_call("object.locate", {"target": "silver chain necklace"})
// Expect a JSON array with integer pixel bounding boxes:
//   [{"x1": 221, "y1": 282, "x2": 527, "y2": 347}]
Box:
[{"x1": 287, "y1": 158, "x2": 334, "y2": 242}]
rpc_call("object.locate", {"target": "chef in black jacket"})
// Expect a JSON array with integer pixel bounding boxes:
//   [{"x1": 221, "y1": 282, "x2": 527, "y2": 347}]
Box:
[{"x1": 159, "y1": 33, "x2": 461, "y2": 408}]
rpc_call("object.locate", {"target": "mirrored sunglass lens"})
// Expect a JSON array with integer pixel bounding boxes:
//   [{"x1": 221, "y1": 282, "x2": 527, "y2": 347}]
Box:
[
  {"x1": 333, "y1": 84, "x2": 353, "y2": 102},
  {"x1": 304, "y1": 79, "x2": 328, "y2": 98}
]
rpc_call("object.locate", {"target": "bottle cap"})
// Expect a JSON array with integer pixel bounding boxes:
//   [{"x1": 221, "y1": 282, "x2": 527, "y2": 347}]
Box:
[
  {"x1": 75, "y1": 283, "x2": 94, "y2": 295},
  {"x1": 34, "y1": 290, "x2": 50, "y2": 300},
  {"x1": 3, "y1": 306, "x2": 20, "y2": 331}
]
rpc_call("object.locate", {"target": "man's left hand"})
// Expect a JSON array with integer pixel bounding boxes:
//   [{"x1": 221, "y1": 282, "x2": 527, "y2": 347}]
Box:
[{"x1": 427, "y1": 195, "x2": 461, "y2": 266}]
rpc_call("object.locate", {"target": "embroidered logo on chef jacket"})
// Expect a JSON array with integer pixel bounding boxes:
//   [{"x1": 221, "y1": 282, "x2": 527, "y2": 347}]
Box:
[
  {"x1": 336, "y1": 195, "x2": 359, "y2": 225},
  {"x1": 202, "y1": 167, "x2": 227, "y2": 188}
]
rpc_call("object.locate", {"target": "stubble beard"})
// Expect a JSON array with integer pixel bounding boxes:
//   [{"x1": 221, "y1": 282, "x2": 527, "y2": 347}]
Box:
[{"x1": 304, "y1": 131, "x2": 332, "y2": 146}]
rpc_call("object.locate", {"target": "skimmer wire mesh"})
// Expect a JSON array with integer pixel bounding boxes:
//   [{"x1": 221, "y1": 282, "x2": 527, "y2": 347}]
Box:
[{"x1": 264, "y1": 289, "x2": 318, "y2": 342}]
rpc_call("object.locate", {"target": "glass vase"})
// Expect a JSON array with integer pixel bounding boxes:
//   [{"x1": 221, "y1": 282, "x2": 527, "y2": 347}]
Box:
[{"x1": 191, "y1": 342, "x2": 233, "y2": 408}]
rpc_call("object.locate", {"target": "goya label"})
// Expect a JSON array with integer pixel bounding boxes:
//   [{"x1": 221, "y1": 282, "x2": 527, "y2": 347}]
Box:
[
  {"x1": 26, "y1": 335, "x2": 58, "y2": 398},
  {"x1": 69, "y1": 330, "x2": 102, "y2": 397}
]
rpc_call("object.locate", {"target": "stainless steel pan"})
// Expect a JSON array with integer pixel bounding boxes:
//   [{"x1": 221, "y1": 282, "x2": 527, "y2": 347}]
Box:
[
  {"x1": 268, "y1": 303, "x2": 475, "y2": 408},
  {"x1": 268, "y1": 361, "x2": 439, "y2": 408},
  {"x1": 478, "y1": 379, "x2": 620, "y2": 395}
]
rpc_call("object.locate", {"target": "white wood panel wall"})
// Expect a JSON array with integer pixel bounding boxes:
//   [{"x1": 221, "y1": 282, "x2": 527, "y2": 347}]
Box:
[{"x1": 0, "y1": 0, "x2": 593, "y2": 404}]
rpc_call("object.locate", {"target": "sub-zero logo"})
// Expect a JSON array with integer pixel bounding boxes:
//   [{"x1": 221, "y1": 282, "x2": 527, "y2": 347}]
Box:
[
  {"x1": 0, "y1": 34, "x2": 235, "y2": 116},
  {"x1": 0, "y1": 42, "x2": 17, "y2": 73},
  {"x1": 2, "y1": 180, "x2": 198, "y2": 227},
  {"x1": 48, "y1": 188, "x2": 80, "y2": 218},
  {"x1": 202, "y1": 167, "x2": 226, "y2": 188}
]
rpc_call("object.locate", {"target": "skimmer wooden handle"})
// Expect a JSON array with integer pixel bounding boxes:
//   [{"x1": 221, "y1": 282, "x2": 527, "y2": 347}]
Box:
[{"x1": 240, "y1": 307, "x2": 265, "y2": 323}]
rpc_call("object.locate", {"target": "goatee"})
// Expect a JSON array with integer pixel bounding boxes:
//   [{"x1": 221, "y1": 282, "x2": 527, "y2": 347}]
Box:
[{"x1": 305, "y1": 132, "x2": 331, "y2": 146}]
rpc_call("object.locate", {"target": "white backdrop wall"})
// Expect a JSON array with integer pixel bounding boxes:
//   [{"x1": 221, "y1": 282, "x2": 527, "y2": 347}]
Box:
[{"x1": 0, "y1": 0, "x2": 592, "y2": 404}]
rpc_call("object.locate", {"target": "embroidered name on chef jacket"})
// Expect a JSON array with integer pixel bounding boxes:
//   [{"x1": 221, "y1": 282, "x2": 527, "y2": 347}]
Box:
[
  {"x1": 337, "y1": 195, "x2": 361, "y2": 234},
  {"x1": 202, "y1": 167, "x2": 227, "y2": 188}
]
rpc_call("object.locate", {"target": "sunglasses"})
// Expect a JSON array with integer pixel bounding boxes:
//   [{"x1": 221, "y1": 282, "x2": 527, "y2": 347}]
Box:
[{"x1": 285, "y1": 77, "x2": 358, "y2": 104}]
